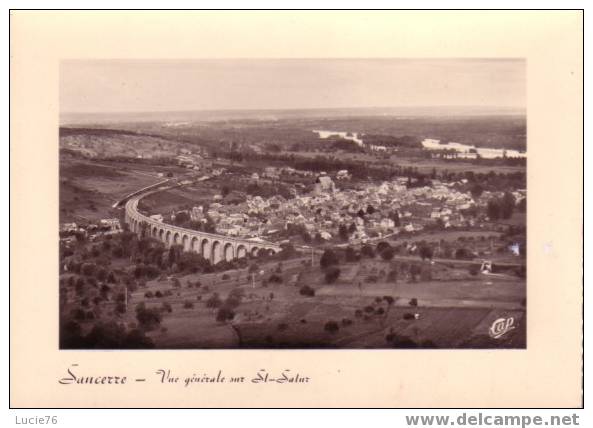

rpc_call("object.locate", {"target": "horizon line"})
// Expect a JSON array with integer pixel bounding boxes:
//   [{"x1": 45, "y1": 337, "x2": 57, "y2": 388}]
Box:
[{"x1": 60, "y1": 105, "x2": 526, "y2": 116}]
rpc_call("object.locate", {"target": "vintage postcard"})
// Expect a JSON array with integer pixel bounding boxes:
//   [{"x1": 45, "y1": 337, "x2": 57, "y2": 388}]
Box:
[{"x1": 10, "y1": 11, "x2": 583, "y2": 408}]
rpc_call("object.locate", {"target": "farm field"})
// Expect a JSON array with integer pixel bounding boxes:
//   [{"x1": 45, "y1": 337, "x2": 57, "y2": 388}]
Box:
[
  {"x1": 112, "y1": 256, "x2": 525, "y2": 349},
  {"x1": 59, "y1": 158, "x2": 189, "y2": 223}
]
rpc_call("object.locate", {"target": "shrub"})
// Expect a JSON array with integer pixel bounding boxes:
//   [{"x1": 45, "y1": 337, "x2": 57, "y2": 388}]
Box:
[
  {"x1": 354, "y1": 309, "x2": 363, "y2": 318},
  {"x1": 403, "y1": 312, "x2": 415, "y2": 320},
  {"x1": 183, "y1": 300, "x2": 194, "y2": 309},
  {"x1": 268, "y1": 274, "x2": 283, "y2": 284},
  {"x1": 155, "y1": 290, "x2": 163, "y2": 298},
  {"x1": 324, "y1": 321, "x2": 340, "y2": 333},
  {"x1": 299, "y1": 285, "x2": 315, "y2": 297},
  {"x1": 409, "y1": 298, "x2": 418, "y2": 307},
  {"x1": 222, "y1": 273, "x2": 230, "y2": 280},
  {"x1": 135, "y1": 304, "x2": 162, "y2": 331},
  {"x1": 144, "y1": 291, "x2": 154, "y2": 298},
  {"x1": 216, "y1": 306, "x2": 235, "y2": 322},
  {"x1": 364, "y1": 305, "x2": 375, "y2": 314},
  {"x1": 161, "y1": 302, "x2": 172, "y2": 313}
]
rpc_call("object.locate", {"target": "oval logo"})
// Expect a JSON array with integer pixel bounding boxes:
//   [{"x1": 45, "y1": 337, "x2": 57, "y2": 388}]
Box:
[{"x1": 489, "y1": 317, "x2": 515, "y2": 339}]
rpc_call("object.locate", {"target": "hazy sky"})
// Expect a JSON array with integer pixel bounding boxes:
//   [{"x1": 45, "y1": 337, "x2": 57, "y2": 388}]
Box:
[{"x1": 60, "y1": 59, "x2": 525, "y2": 113}]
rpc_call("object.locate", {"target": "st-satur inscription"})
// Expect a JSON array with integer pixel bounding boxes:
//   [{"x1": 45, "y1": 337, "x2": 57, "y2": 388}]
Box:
[{"x1": 58, "y1": 364, "x2": 311, "y2": 387}]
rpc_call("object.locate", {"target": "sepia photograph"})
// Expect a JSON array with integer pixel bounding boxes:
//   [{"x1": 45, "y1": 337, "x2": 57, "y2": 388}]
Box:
[
  {"x1": 10, "y1": 8, "x2": 585, "y2": 410},
  {"x1": 58, "y1": 58, "x2": 527, "y2": 350}
]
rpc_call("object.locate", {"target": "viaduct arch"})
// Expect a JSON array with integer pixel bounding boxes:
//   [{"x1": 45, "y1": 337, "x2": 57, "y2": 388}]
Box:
[{"x1": 124, "y1": 196, "x2": 281, "y2": 265}]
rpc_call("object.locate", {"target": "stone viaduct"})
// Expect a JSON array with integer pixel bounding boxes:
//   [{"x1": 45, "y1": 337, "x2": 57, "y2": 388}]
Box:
[{"x1": 125, "y1": 196, "x2": 281, "y2": 265}]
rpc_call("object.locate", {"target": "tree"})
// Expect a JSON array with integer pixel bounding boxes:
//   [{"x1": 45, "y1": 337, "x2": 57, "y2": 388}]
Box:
[
  {"x1": 299, "y1": 285, "x2": 315, "y2": 297},
  {"x1": 501, "y1": 192, "x2": 516, "y2": 219},
  {"x1": 216, "y1": 306, "x2": 235, "y2": 323},
  {"x1": 248, "y1": 263, "x2": 260, "y2": 274},
  {"x1": 361, "y1": 244, "x2": 375, "y2": 258},
  {"x1": 487, "y1": 200, "x2": 501, "y2": 221},
  {"x1": 314, "y1": 232, "x2": 324, "y2": 244},
  {"x1": 390, "y1": 211, "x2": 401, "y2": 227},
  {"x1": 320, "y1": 249, "x2": 339, "y2": 269},
  {"x1": 409, "y1": 265, "x2": 421, "y2": 282},
  {"x1": 470, "y1": 184, "x2": 484, "y2": 199},
  {"x1": 174, "y1": 211, "x2": 190, "y2": 226},
  {"x1": 419, "y1": 245, "x2": 433, "y2": 261},
  {"x1": 381, "y1": 295, "x2": 395, "y2": 324},
  {"x1": 366, "y1": 204, "x2": 376, "y2": 215},
  {"x1": 81, "y1": 263, "x2": 97, "y2": 277},
  {"x1": 380, "y1": 246, "x2": 395, "y2": 261},
  {"x1": 455, "y1": 248, "x2": 474, "y2": 260},
  {"x1": 135, "y1": 303, "x2": 162, "y2": 331},
  {"x1": 206, "y1": 293, "x2": 222, "y2": 309},
  {"x1": 325, "y1": 266, "x2": 341, "y2": 284},
  {"x1": 168, "y1": 246, "x2": 178, "y2": 266},
  {"x1": 324, "y1": 321, "x2": 340, "y2": 333},
  {"x1": 279, "y1": 243, "x2": 296, "y2": 260},
  {"x1": 376, "y1": 241, "x2": 391, "y2": 253},
  {"x1": 387, "y1": 267, "x2": 398, "y2": 283},
  {"x1": 338, "y1": 224, "x2": 349, "y2": 241}
]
